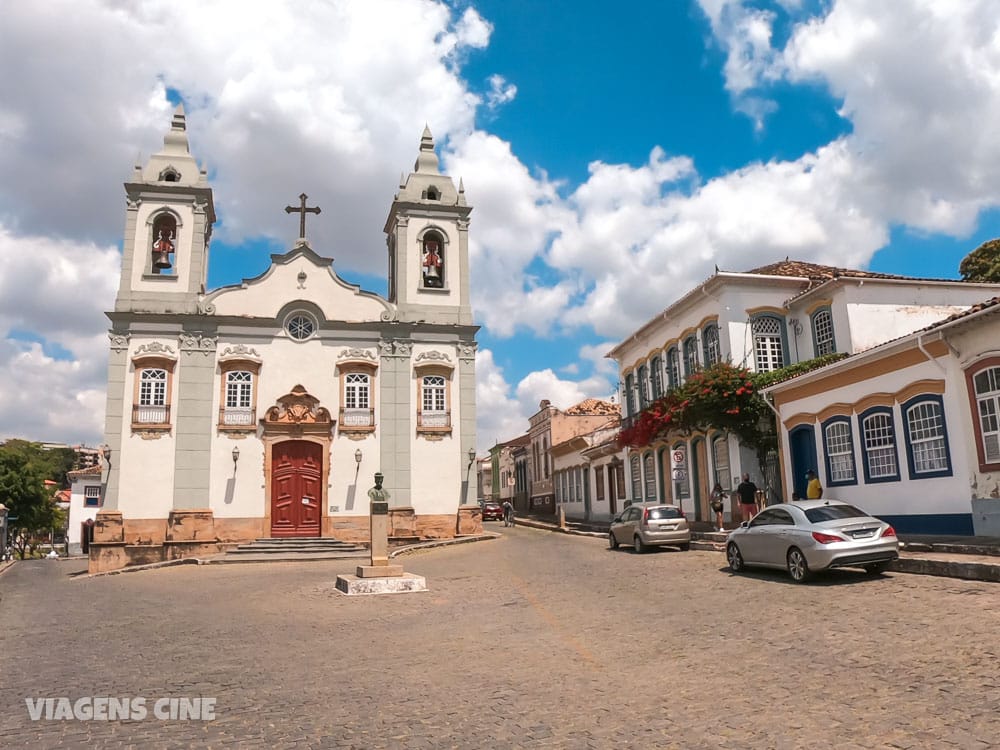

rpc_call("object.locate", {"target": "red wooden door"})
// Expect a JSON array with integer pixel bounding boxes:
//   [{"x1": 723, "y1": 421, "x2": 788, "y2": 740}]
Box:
[{"x1": 271, "y1": 441, "x2": 323, "y2": 537}]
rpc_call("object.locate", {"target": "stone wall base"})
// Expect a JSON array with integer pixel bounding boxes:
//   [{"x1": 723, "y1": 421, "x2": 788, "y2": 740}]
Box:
[{"x1": 89, "y1": 508, "x2": 480, "y2": 573}]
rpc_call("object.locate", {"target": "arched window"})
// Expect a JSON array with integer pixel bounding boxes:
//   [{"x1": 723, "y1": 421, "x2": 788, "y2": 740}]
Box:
[
  {"x1": 223, "y1": 371, "x2": 254, "y2": 426},
  {"x1": 712, "y1": 435, "x2": 730, "y2": 489},
  {"x1": 417, "y1": 374, "x2": 449, "y2": 431},
  {"x1": 666, "y1": 348, "x2": 680, "y2": 390},
  {"x1": 136, "y1": 368, "x2": 168, "y2": 425},
  {"x1": 702, "y1": 323, "x2": 721, "y2": 367},
  {"x1": 650, "y1": 356, "x2": 663, "y2": 399},
  {"x1": 972, "y1": 365, "x2": 1000, "y2": 466},
  {"x1": 683, "y1": 335, "x2": 699, "y2": 377},
  {"x1": 343, "y1": 372, "x2": 373, "y2": 427},
  {"x1": 421, "y1": 231, "x2": 445, "y2": 288},
  {"x1": 630, "y1": 455, "x2": 642, "y2": 500},
  {"x1": 860, "y1": 408, "x2": 899, "y2": 482},
  {"x1": 903, "y1": 396, "x2": 951, "y2": 478},
  {"x1": 812, "y1": 308, "x2": 836, "y2": 356},
  {"x1": 752, "y1": 315, "x2": 787, "y2": 372},
  {"x1": 822, "y1": 418, "x2": 856, "y2": 485},
  {"x1": 624, "y1": 373, "x2": 636, "y2": 417},
  {"x1": 637, "y1": 365, "x2": 649, "y2": 409},
  {"x1": 643, "y1": 452, "x2": 656, "y2": 499}
]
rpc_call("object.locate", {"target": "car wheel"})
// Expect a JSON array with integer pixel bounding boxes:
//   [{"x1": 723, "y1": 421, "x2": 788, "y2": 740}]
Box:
[
  {"x1": 787, "y1": 547, "x2": 810, "y2": 583},
  {"x1": 608, "y1": 532, "x2": 619, "y2": 550},
  {"x1": 726, "y1": 542, "x2": 744, "y2": 572},
  {"x1": 678, "y1": 543, "x2": 690, "y2": 551},
  {"x1": 633, "y1": 535, "x2": 646, "y2": 554},
  {"x1": 864, "y1": 562, "x2": 888, "y2": 576}
]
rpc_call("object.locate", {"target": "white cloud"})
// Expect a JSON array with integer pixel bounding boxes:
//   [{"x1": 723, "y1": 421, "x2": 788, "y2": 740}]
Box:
[
  {"x1": 8, "y1": 0, "x2": 1000, "y2": 451},
  {"x1": 485, "y1": 74, "x2": 517, "y2": 109}
]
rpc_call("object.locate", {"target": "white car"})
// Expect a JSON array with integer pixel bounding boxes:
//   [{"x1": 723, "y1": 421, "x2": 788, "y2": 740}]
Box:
[{"x1": 726, "y1": 500, "x2": 898, "y2": 582}]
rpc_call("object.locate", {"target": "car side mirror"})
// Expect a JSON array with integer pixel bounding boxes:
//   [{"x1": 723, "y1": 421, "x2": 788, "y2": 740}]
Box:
[
  {"x1": 612, "y1": 516, "x2": 621, "y2": 523},
  {"x1": 741, "y1": 521, "x2": 749, "y2": 528}
]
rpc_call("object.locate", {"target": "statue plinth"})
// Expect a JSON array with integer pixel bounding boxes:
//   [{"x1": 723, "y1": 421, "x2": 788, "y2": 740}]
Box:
[{"x1": 335, "y1": 473, "x2": 427, "y2": 594}]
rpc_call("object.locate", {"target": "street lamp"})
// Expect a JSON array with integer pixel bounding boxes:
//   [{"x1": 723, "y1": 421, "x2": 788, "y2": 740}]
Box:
[
  {"x1": 354, "y1": 448, "x2": 362, "y2": 480},
  {"x1": 232, "y1": 445, "x2": 240, "y2": 466},
  {"x1": 101, "y1": 445, "x2": 112, "y2": 470}
]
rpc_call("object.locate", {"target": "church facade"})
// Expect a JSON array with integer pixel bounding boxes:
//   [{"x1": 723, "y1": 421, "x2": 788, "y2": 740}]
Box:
[{"x1": 91, "y1": 107, "x2": 480, "y2": 573}]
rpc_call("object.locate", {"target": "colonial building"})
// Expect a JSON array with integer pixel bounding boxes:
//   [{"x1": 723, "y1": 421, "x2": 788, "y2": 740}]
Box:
[
  {"x1": 764, "y1": 296, "x2": 1000, "y2": 535},
  {"x1": 91, "y1": 107, "x2": 479, "y2": 572},
  {"x1": 527, "y1": 398, "x2": 620, "y2": 515},
  {"x1": 552, "y1": 420, "x2": 623, "y2": 522},
  {"x1": 608, "y1": 260, "x2": 1000, "y2": 526},
  {"x1": 66, "y1": 465, "x2": 103, "y2": 555}
]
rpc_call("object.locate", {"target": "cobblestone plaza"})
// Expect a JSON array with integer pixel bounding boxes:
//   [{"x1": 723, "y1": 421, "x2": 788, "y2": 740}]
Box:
[{"x1": 2, "y1": 527, "x2": 998, "y2": 748}]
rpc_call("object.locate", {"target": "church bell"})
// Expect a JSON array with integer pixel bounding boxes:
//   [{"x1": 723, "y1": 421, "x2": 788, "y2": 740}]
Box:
[{"x1": 153, "y1": 248, "x2": 172, "y2": 270}]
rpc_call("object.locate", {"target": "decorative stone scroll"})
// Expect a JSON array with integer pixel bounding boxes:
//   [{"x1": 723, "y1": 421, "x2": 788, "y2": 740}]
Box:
[
  {"x1": 415, "y1": 351, "x2": 452, "y2": 364},
  {"x1": 179, "y1": 333, "x2": 218, "y2": 355},
  {"x1": 219, "y1": 344, "x2": 261, "y2": 362},
  {"x1": 196, "y1": 300, "x2": 217, "y2": 315},
  {"x1": 134, "y1": 341, "x2": 176, "y2": 357},
  {"x1": 458, "y1": 343, "x2": 477, "y2": 361},
  {"x1": 337, "y1": 348, "x2": 376, "y2": 362},
  {"x1": 261, "y1": 384, "x2": 333, "y2": 436},
  {"x1": 109, "y1": 333, "x2": 131, "y2": 352}
]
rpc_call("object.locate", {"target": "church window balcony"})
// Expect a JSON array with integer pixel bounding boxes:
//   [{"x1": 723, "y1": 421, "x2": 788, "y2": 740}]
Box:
[
  {"x1": 338, "y1": 367, "x2": 376, "y2": 435},
  {"x1": 218, "y1": 363, "x2": 260, "y2": 432},
  {"x1": 416, "y1": 370, "x2": 452, "y2": 436},
  {"x1": 131, "y1": 357, "x2": 175, "y2": 432}
]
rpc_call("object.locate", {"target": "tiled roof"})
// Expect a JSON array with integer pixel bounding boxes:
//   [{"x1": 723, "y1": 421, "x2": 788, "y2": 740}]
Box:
[
  {"x1": 67, "y1": 465, "x2": 103, "y2": 478},
  {"x1": 917, "y1": 295, "x2": 1000, "y2": 332},
  {"x1": 563, "y1": 398, "x2": 620, "y2": 416},
  {"x1": 743, "y1": 259, "x2": 916, "y2": 281}
]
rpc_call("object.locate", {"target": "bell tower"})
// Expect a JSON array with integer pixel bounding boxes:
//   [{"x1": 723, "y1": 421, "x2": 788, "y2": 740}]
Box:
[
  {"x1": 383, "y1": 127, "x2": 472, "y2": 325},
  {"x1": 115, "y1": 104, "x2": 216, "y2": 314}
]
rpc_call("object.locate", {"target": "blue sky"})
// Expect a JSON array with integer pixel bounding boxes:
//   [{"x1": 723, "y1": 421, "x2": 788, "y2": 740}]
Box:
[{"x1": 2, "y1": 0, "x2": 1000, "y2": 447}]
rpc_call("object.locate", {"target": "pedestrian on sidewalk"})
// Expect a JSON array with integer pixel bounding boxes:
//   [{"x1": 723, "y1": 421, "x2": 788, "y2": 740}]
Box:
[
  {"x1": 710, "y1": 482, "x2": 726, "y2": 532},
  {"x1": 806, "y1": 469, "x2": 823, "y2": 499},
  {"x1": 736, "y1": 473, "x2": 758, "y2": 523},
  {"x1": 502, "y1": 500, "x2": 515, "y2": 527}
]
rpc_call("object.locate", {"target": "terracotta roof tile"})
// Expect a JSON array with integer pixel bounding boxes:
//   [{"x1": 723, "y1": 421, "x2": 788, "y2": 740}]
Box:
[
  {"x1": 67, "y1": 465, "x2": 103, "y2": 478},
  {"x1": 563, "y1": 398, "x2": 620, "y2": 416}
]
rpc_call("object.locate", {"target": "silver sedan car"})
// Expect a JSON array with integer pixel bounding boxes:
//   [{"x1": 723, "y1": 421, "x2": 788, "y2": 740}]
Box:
[
  {"x1": 726, "y1": 500, "x2": 898, "y2": 582},
  {"x1": 609, "y1": 502, "x2": 691, "y2": 553}
]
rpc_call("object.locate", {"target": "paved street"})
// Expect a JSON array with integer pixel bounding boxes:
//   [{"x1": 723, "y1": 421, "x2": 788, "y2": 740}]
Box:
[{"x1": 1, "y1": 526, "x2": 998, "y2": 749}]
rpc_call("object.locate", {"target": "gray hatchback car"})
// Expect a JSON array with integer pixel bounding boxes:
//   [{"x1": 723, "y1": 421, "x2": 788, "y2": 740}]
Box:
[
  {"x1": 726, "y1": 499, "x2": 898, "y2": 582},
  {"x1": 609, "y1": 502, "x2": 691, "y2": 553}
]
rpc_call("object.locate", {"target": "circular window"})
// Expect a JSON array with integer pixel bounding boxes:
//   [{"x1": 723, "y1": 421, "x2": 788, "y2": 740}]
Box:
[{"x1": 285, "y1": 314, "x2": 316, "y2": 341}]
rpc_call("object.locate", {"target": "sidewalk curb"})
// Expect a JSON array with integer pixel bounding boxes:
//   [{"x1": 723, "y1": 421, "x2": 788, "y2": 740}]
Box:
[
  {"x1": 0, "y1": 559, "x2": 15, "y2": 577},
  {"x1": 891, "y1": 556, "x2": 1000, "y2": 583},
  {"x1": 514, "y1": 517, "x2": 1000, "y2": 584}
]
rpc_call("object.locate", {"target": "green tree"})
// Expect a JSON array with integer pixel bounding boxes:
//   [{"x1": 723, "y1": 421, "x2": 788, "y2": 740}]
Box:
[
  {"x1": 0, "y1": 440, "x2": 67, "y2": 559},
  {"x1": 959, "y1": 238, "x2": 1000, "y2": 282}
]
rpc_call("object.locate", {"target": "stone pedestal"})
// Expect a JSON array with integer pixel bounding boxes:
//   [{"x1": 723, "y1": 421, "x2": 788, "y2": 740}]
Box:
[
  {"x1": 335, "y1": 488, "x2": 426, "y2": 595},
  {"x1": 88, "y1": 510, "x2": 127, "y2": 574},
  {"x1": 456, "y1": 504, "x2": 482, "y2": 536},
  {"x1": 335, "y1": 572, "x2": 427, "y2": 595}
]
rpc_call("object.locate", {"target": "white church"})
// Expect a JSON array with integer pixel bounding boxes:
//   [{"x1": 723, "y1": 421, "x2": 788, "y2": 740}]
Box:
[{"x1": 91, "y1": 107, "x2": 480, "y2": 573}]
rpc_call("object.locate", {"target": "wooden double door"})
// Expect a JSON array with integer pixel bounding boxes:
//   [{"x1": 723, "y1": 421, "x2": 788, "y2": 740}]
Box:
[{"x1": 271, "y1": 440, "x2": 323, "y2": 537}]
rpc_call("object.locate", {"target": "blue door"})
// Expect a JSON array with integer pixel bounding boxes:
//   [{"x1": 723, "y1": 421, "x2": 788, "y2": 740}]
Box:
[{"x1": 788, "y1": 426, "x2": 817, "y2": 501}]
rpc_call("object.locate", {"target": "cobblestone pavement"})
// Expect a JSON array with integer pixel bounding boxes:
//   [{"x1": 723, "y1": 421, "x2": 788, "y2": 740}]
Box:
[{"x1": 1, "y1": 526, "x2": 998, "y2": 749}]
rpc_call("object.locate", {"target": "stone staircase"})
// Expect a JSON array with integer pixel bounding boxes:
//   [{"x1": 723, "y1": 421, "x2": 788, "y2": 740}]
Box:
[
  {"x1": 690, "y1": 530, "x2": 730, "y2": 551},
  {"x1": 217, "y1": 537, "x2": 370, "y2": 564}
]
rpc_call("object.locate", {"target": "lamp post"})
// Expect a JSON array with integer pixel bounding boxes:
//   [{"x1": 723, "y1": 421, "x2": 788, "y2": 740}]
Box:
[
  {"x1": 354, "y1": 448, "x2": 362, "y2": 480},
  {"x1": 232, "y1": 446, "x2": 240, "y2": 475},
  {"x1": 466, "y1": 448, "x2": 477, "y2": 505}
]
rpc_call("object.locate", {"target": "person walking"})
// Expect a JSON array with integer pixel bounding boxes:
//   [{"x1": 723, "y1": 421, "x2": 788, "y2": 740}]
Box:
[
  {"x1": 710, "y1": 482, "x2": 726, "y2": 532},
  {"x1": 502, "y1": 499, "x2": 515, "y2": 527},
  {"x1": 736, "y1": 473, "x2": 758, "y2": 523},
  {"x1": 806, "y1": 469, "x2": 823, "y2": 499}
]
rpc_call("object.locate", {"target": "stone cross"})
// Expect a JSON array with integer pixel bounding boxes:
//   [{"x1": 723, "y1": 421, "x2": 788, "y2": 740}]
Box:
[{"x1": 284, "y1": 193, "x2": 321, "y2": 241}]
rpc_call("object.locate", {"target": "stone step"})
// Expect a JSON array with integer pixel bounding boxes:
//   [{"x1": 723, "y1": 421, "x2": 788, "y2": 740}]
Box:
[
  {"x1": 691, "y1": 540, "x2": 725, "y2": 552},
  {"x1": 209, "y1": 551, "x2": 370, "y2": 564},
  {"x1": 228, "y1": 546, "x2": 366, "y2": 555}
]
